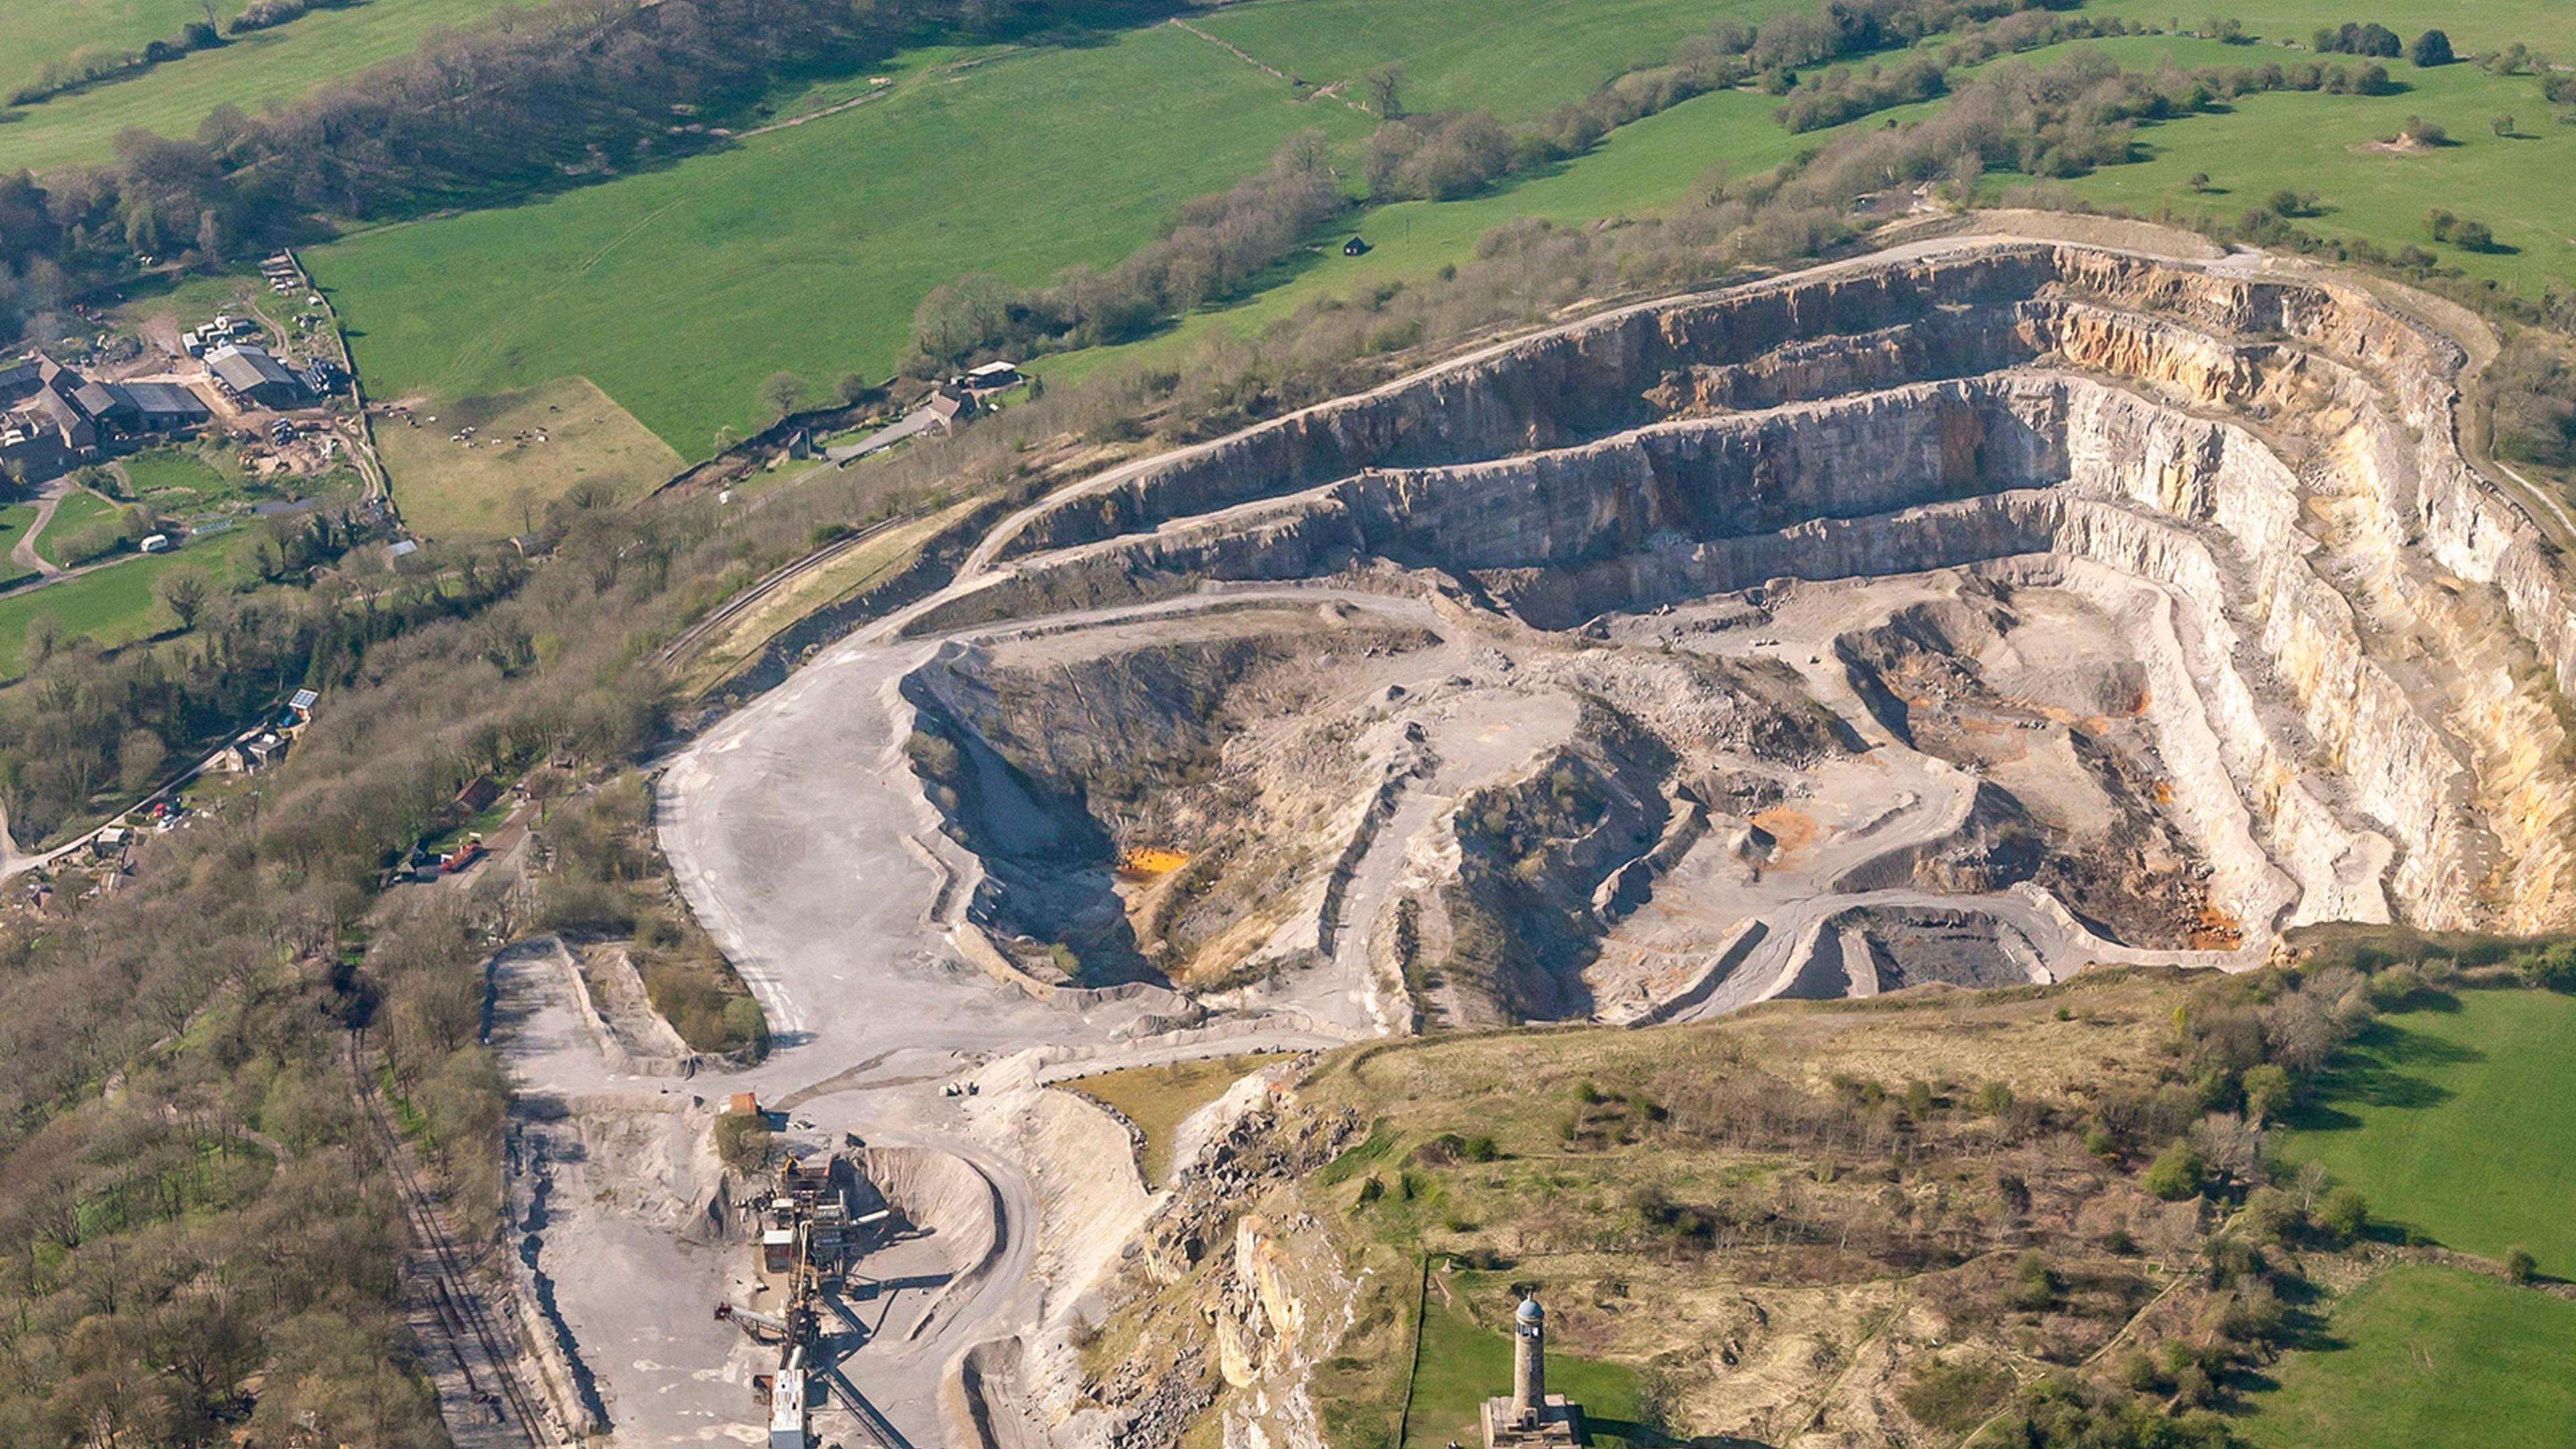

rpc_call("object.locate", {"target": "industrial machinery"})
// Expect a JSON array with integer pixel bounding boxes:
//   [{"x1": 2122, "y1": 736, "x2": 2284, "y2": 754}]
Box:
[{"x1": 717, "y1": 1152, "x2": 873, "y2": 1449}]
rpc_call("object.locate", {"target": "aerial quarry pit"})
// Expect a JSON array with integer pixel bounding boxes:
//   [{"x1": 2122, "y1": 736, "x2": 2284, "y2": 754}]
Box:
[{"x1": 489, "y1": 225, "x2": 2576, "y2": 1449}]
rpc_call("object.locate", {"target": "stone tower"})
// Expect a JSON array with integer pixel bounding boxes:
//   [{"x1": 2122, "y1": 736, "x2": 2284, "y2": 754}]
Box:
[
  {"x1": 1483, "y1": 1291, "x2": 1580, "y2": 1448},
  {"x1": 1511, "y1": 1295, "x2": 1545, "y2": 1426}
]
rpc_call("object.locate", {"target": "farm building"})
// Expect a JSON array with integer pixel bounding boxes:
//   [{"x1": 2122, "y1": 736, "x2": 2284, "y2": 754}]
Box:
[
  {"x1": 69, "y1": 380, "x2": 121, "y2": 421},
  {"x1": 923, "y1": 384, "x2": 974, "y2": 433},
  {"x1": 66, "y1": 380, "x2": 211, "y2": 436},
  {"x1": 205, "y1": 345, "x2": 305, "y2": 409},
  {"x1": 24, "y1": 388, "x2": 98, "y2": 458},
  {"x1": 962, "y1": 360, "x2": 1022, "y2": 392},
  {"x1": 0, "y1": 358, "x2": 41, "y2": 402},
  {"x1": 121, "y1": 382, "x2": 211, "y2": 431},
  {"x1": 217, "y1": 729, "x2": 290, "y2": 773}
]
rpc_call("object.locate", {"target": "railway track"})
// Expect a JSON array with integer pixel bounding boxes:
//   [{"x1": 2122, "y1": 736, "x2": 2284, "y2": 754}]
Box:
[
  {"x1": 349, "y1": 1032, "x2": 555, "y2": 1446},
  {"x1": 655, "y1": 511, "x2": 916, "y2": 667}
]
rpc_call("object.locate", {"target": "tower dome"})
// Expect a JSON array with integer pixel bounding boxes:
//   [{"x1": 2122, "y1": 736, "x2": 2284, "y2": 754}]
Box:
[{"x1": 1515, "y1": 1296, "x2": 1544, "y2": 1324}]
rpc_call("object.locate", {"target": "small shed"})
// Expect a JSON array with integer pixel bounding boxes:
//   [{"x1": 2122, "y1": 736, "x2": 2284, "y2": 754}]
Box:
[
  {"x1": 454, "y1": 775, "x2": 502, "y2": 814},
  {"x1": 1344, "y1": 235, "x2": 1371, "y2": 256},
  {"x1": 761, "y1": 1227, "x2": 800, "y2": 1275}
]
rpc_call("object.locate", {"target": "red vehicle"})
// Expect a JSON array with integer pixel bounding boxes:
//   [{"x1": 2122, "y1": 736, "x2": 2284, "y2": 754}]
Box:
[{"x1": 440, "y1": 838, "x2": 486, "y2": 874}]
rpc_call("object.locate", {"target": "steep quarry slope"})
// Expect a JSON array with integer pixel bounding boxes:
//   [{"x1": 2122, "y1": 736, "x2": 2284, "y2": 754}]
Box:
[{"x1": 892, "y1": 242, "x2": 2576, "y2": 1026}]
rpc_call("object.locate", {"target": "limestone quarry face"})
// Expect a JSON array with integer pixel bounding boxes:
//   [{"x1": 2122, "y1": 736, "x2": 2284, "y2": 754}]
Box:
[{"x1": 893, "y1": 241, "x2": 2576, "y2": 1026}]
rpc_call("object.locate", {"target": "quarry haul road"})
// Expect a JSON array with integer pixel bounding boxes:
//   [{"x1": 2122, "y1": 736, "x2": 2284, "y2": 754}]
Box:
[{"x1": 550, "y1": 583, "x2": 1426, "y2": 1449}]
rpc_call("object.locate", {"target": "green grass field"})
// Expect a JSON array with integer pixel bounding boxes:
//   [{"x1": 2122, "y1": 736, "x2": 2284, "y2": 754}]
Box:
[
  {"x1": 2242, "y1": 1266, "x2": 2576, "y2": 1449},
  {"x1": 2064, "y1": 44, "x2": 2576, "y2": 298},
  {"x1": 303, "y1": 0, "x2": 2576, "y2": 478},
  {"x1": 0, "y1": 0, "x2": 502, "y2": 174},
  {"x1": 0, "y1": 0, "x2": 239, "y2": 99},
  {"x1": 0, "y1": 529, "x2": 256, "y2": 679},
  {"x1": 35, "y1": 489, "x2": 127, "y2": 569},
  {"x1": 2277, "y1": 989, "x2": 2576, "y2": 1277},
  {"x1": 1040, "y1": 35, "x2": 2235, "y2": 385},
  {"x1": 1042, "y1": 82, "x2": 1862, "y2": 386},
  {"x1": 2088, "y1": 0, "x2": 2566, "y2": 58},
  {"x1": 116, "y1": 446, "x2": 256, "y2": 515},
  {"x1": 373, "y1": 375, "x2": 684, "y2": 539},
  {"x1": 317, "y1": 27, "x2": 1373, "y2": 458},
  {"x1": 1404, "y1": 1287, "x2": 1646, "y2": 1449},
  {"x1": 1195, "y1": 0, "x2": 1749, "y2": 121}
]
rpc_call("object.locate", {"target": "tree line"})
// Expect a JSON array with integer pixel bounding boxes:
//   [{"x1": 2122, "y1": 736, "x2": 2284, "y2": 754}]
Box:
[{"x1": 904, "y1": 0, "x2": 2079, "y2": 375}]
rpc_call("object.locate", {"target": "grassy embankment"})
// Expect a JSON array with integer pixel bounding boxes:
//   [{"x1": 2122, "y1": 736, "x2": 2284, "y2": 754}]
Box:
[
  {"x1": 669, "y1": 496, "x2": 984, "y2": 696},
  {"x1": 1268, "y1": 971, "x2": 2576, "y2": 1448},
  {"x1": 1277, "y1": 973, "x2": 2193, "y2": 1447},
  {"x1": 1059, "y1": 1052, "x2": 1295, "y2": 1184}
]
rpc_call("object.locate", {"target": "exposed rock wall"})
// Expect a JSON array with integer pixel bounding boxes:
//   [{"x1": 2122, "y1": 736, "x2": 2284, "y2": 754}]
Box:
[{"x1": 920, "y1": 237, "x2": 2576, "y2": 969}]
